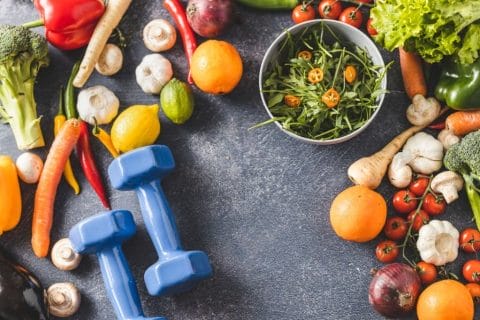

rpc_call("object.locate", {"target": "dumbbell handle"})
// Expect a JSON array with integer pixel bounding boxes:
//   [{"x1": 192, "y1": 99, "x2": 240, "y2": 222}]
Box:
[
  {"x1": 136, "y1": 180, "x2": 182, "y2": 256},
  {"x1": 97, "y1": 246, "x2": 165, "y2": 320}
]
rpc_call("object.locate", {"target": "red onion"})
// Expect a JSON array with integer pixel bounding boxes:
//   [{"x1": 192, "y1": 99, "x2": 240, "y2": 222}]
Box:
[
  {"x1": 186, "y1": 0, "x2": 233, "y2": 38},
  {"x1": 368, "y1": 263, "x2": 421, "y2": 318}
]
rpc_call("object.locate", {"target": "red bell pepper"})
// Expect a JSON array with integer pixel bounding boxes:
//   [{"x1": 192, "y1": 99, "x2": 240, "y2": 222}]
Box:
[{"x1": 32, "y1": 0, "x2": 105, "y2": 50}]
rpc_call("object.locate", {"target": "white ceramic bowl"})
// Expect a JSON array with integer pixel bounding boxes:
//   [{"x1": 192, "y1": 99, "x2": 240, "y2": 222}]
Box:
[{"x1": 259, "y1": 19, "x2": 387, "y2": 145}]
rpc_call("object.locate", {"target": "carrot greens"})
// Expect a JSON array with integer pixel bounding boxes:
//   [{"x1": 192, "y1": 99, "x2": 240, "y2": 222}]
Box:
[{"x1": 260, "y1": 23, "x2": 390, "y2": 140}]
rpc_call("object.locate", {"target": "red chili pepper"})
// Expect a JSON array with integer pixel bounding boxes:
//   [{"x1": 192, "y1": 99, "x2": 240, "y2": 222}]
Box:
[
  {"x1": 65, "y1": 63, "x2": 111, "y2": 209},
  {"x1": 428, "y1": 121, "x2": 446, "y2": 130},
  {"x1": 164, "y1": 0, "x2": 197, "y2": 84},
  {"x1": 31, "y1": 0, "x2": 105, "y2": 50},
  {"x1": 76, "y1": 121, "x2": 111, "y2": 209}
]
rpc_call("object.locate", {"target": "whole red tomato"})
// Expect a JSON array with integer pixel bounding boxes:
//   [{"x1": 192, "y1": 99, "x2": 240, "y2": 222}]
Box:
[
  {"x1": 422, "y1": 193, "x2": 446, "y2": 216},
  {"x1": 384, "y1": 216, "x2": 408, "y2": 241},
  {"x1": 416, "y1": 261, "x2": 437, "y2": 285},
  {"x1": 375, "y1": 240, "x2": 399, "y2": 263},
  {"x1": 409, "y1": 177, "x2": 430, "y2": 196},
  {"x1": 366, "y1": 18, "x2": 377, "y2": 36},
  {"x1": 318, "y1": 0, "x2": 342, "y2": 19},
  {"x1": 338, "y1": 7, "x2": 363, "y2": 29},
  {"x1": 463, "y1": 260, "x2": 480, "y2": 283},
  {"x1": 392, "y1": 190, "x2": 418, "y2": 214},
  {"x1": 460, "y1": 228, "x2": 480, "y2": 253},
  {"x1": 407, "y1": 209, "x2": 429, "y2": 232},
  {"x1": 466, "y1": 283, "x2": 480, "y2": 302},
  {"x1": 292, "y1": 3, "x2": 316, "y2": 24}
]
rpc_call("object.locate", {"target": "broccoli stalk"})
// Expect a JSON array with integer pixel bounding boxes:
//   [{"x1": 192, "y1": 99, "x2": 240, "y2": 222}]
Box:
[
  {"x1": 444, "y1": 130, "x2": 480, "y2": 230},
  {"x1": 0, "y1": 24, "x2": 49, "y2": 150}
]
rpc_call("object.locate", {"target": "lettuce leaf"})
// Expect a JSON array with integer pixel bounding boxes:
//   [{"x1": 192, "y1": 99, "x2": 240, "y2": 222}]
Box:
[{"x1": 371, "y1": 0, "x2": 480, "y2": 64}]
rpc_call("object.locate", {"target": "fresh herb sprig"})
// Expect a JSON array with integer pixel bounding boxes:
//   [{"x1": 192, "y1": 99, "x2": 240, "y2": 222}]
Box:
[{"x1": 258, "y1": 23, "x2": 390, "y2": 141}]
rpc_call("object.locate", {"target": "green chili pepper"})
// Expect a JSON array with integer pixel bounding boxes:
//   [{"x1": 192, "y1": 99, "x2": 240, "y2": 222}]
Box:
[
  {"x1": 236, "y1": 0, "x2": 297, "y2": 10},
  {"x1": 435, "y1": 58, "x2": 480, "y2": 110}
]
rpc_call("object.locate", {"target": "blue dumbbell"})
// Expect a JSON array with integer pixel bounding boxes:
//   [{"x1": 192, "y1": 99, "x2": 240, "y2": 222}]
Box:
[
  {"x1": 108, "y1": 145, "x2": 213, "y2": 296},
  {"x1": 69, "y1": 210, "x2": 166, "y2": 320}
]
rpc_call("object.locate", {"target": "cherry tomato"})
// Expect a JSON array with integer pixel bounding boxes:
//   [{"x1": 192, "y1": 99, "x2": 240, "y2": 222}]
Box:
[
  {"x1": 408, "y1": 177, "x2": 430, "y2": 196},
  {"x1": 318, "y1": 0, "x2": 342, "y2": 19},
  {"x1": 463, "y1": 260, "x2": 480, "y2": 283},
  {"x1": 392, "y1": 190, "x2": 418, "y2": 214},
  {"x1": 466, "y1": 283, "x2": 480, "y2": 303},
  {"x1": 416, "y1": 261, "x2": 437, "y2": 285},
  {"x1": 292, "y1": 3, "x2": 316, "y2": 24},
  {"x1": 384, "y1": 216, "x2": 408, "y2": 241},
  {"x1": 407, "y1": 209, "x2": 429, "y2": 232},
  {"x1": 338, "y1": 7, "x2": 363, "y2": 29},
  {"x1": 375, "y1": 240, "x2": 399, "y2": 263},
  {"x1": 366, "y1": 18, "x2": 377, "y2": 36},
  {"x1": 422, "y1": 193, "x2": 446, "y2": 216},
  {"x1": 460, "y1": 228, "x2": 480, "y2": 253}
]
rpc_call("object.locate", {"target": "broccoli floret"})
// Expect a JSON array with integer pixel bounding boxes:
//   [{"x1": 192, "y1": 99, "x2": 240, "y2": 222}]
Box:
[
  {"x1": 444, "y1": 130, "x2": 480, "y2": 230},
  {"x1": 0, "y1": 24, "x2": 49, "y2": 149}
]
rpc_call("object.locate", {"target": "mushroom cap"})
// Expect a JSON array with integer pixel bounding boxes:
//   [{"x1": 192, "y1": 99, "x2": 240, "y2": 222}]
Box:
[
  {"x1": 47, "y1": 282, "x2": 81, "y2": 318},
  {"x1": 406, "y1": 95, "x2": 441, "y2": 126},
  {"x1": 143, "y1": 19, "x2": 177, "y2": 52},
  {"x1": 51, "y1": 238, "x2": 82, "y2": 271},
  {"x1": 431, "y1": 171, "x2": 464, "y2": 204},
  {"x1": 95, "y1": 43, "x2": 123, "y2": 76},
  {"x1": 15, "y1": 152, "x2": 43, "y2": 184}
]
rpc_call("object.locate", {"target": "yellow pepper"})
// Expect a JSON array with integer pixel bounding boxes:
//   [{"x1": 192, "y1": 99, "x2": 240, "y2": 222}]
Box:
[
  {"x1": 0, "y1": 156, "x2": 22, "y2": 234},
  {"x1": 55, "y1": 89, "x2": 80, "y2": 194},
  {"x1": 92, "y1": 124, "x2": 119, "y2": 158}
]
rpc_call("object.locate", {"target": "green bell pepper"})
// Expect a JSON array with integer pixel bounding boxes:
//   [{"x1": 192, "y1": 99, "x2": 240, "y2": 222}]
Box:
[{"x1": 435, "y1": 58, "x2": 480, "y2": 110}]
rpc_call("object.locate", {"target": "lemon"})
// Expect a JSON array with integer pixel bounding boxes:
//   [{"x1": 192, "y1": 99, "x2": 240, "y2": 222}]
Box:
[{"x1": 111, "y1": 104, "x2": 160, "y2": 153}]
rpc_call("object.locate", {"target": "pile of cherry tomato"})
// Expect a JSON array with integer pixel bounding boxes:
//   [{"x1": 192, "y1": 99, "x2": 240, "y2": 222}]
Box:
[
  {"x1": 373, "y1": 175, "x2": 480, "y2": 299},
  {"x1": 291, "y1": 0, "x2": 377, "y2": 36}
]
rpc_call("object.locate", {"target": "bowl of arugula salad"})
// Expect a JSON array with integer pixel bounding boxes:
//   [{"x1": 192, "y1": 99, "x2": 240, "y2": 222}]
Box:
[{"x1": 257, "y1": 19, "x2": 389, "y2": 145}]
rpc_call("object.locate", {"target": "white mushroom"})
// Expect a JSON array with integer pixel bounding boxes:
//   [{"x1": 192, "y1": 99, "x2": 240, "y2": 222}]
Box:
[
  {"x1": 95, "y1": 43, "x2": 123, "y2": 76},
  {"x1": 143, "y1": 19, "x2": 177, "y2": 52},
  {"x1": 47, "y1": 282, "x2": 81, "y2": 318},
  {"x1": 438, "y1": 129, "x2": 460, "y2": 150},
  {"x1": 431, "y1": 171, "x2": 464, "y2": 204},
  {"x1": 77, "y1": 85, "x2": 119, "y2": 125},
  {"x1": 51, "y1": 238, "x2": 82, "y2": 271},
  {"x1": 402, "y1": 132, "x2": 444, "y2": 174},
  {"x1": 135, "y1": 53, "x2": 173, "y2": 94},
  {"x1": 406, "y1": 95, "x2": 441, "y2": 126},
  {"x1": 15, "y1": 152, "x2": 43, "y2": 184},
  {"x1": 388, "y1": 151, "x2": 414, "y2": 188}
]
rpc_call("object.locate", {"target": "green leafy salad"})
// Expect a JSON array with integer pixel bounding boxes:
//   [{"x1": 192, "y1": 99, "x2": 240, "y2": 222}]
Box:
[{"x1": 259, "y1": 23, "x2": 389, "y2": 141}]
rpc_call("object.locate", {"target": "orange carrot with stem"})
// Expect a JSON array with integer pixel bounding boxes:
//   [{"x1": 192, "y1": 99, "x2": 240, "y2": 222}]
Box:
[
  {"x1": 446, "y1": 110, "x2": 480, "y2": 136},
  {"x1": 399, "y1": 47, "x2": 427, "y2": 100},
  {"x1": 32, "y1": 118, "x2": 81, "y2": 258}
]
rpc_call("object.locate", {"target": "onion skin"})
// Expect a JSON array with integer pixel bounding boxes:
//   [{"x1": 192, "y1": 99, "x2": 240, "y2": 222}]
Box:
[
  {"x1": 369, "y1": 263, "x2": 421, "y2": 318},
  {"x1": 186, "y1": 0, "x2": 233, "y2": 38}
]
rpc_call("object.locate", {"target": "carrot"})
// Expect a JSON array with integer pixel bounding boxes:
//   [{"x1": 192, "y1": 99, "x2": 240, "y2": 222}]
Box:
[
  {"x1": 445, "y1": 110, "x2": 480, "y2": 136},
  {"x1": 32, "y1": 119, "x2": 81, "y2": 258},
  {"x1": 73, "y1": 0, "x2": 132, "y2": 88},
  {"x1": 399, "y1": 47, "x2": 427, "y2": 100},
  {"x1": 347, "y1": 108, "x2": 447, "y2": 189}
]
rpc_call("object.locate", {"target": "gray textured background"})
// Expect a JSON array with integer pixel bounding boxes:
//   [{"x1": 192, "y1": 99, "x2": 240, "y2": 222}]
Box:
[{"x1": 0, "y1": 1, "x2": 478, "y2": 319}]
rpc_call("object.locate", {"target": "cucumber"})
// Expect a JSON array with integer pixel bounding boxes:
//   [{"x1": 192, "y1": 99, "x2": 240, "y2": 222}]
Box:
[
  {"x1": 160, "y1": 78, "x2": 195, "y2": 125},
  {"x1": 236, "y1": 0, "x2": 297, "y2": 10}
]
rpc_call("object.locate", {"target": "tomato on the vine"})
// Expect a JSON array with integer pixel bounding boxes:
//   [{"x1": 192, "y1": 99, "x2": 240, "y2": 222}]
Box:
[
  {"x1": 292, "y1": 3, "x2": 316, "y2": 24},
  {"x1": 375, "y1": 240, "x2": 399, "y2": 263},
  {"x1": 338, "y1": 7, "x2": 363, "y2": 29},
  {"x1": 466, "y1": 283, "x2": 480, "y2": 302},
  {"x1": 318, "y1": 0, "x2": 342, "y2": 19},
  {"x1": 460, "y1": 228, "x2": 480, "y2": 253},
  {"x1": 356, "y1": 0, "x2": 372, "y2": 2},
  {"x1": 463, "y1": 260, "x2": 480, "y2": 283},
  {"x1": 392, "y1": 190, "x2": 418, "y2": 214},
  {"x1": 407, "y1": 209, "x2": 429, "y2": 232},
  {"x1": 384, "y1": 216, "x2": 408, "y2": 241},
  {"x1": 366, "y1": 18, "x2": 377, "y2": 36},
  {"x1": 408, "y1": 177, "x2": 429, "y2": 196},
  {"x1": 416, "y1": 261, "x2": 437, "y2": 285},
  {"x1": 422, "y1": 193, "x2": 446, "y2": 216}
]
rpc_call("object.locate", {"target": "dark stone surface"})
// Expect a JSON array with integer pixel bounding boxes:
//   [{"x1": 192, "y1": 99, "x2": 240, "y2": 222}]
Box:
[{"x1": 0, "y1": 1, "x2": 477, "y2": 319}]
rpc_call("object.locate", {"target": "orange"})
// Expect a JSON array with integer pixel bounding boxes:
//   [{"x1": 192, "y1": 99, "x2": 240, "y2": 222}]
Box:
[
  {"x1": 417, "y1": 280, "x2": 474, "y2": 320},
  {"x1": 190, "y1": 40, "x2": 243, "y2": 95},
  {"x1": 329, "y1": 185, "x2": 386, "y2": 242}
]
